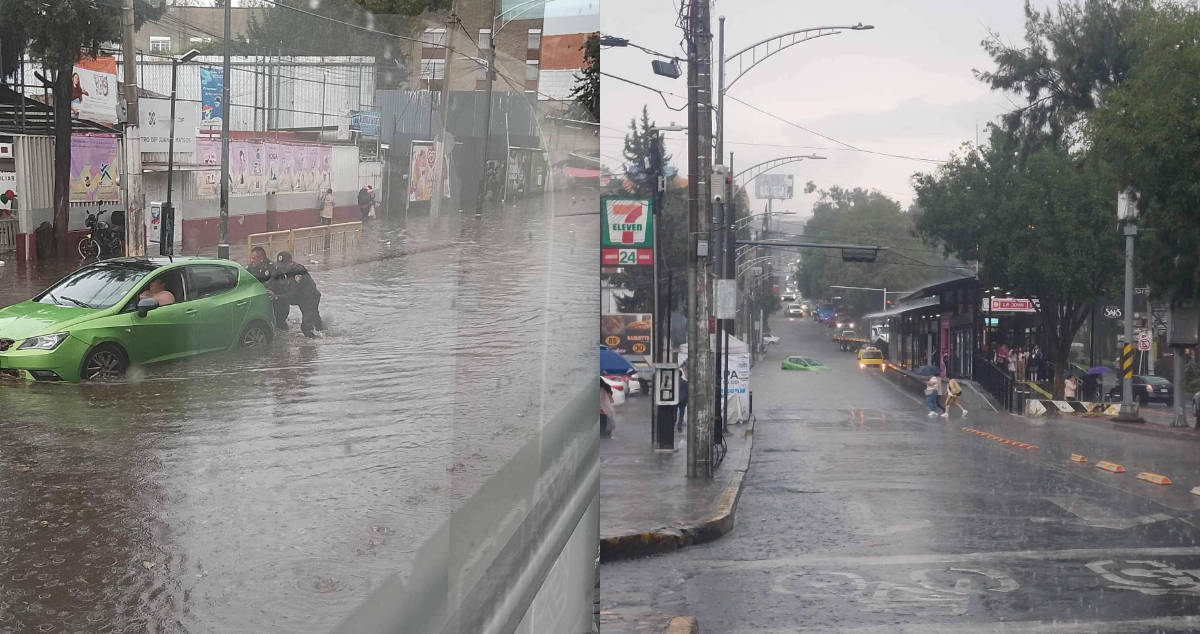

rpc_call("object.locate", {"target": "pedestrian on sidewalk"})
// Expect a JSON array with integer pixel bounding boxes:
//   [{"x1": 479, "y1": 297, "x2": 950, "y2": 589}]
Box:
[
  {"x1": 945, "y1": 377, "x2": 967, "y2": 417},
  {"x1": 1031, "y1": 345, "x2": 1044, "y2": 382},
  {"x1": 924, "y1": 375, "x2": 943, "y2": 418},
  {"x1": 358, "y1": 185, "x2": 373, "y2": 222},
  {"x1": 1065, "y1": 374, "x2": 1079, "y2": 400}
]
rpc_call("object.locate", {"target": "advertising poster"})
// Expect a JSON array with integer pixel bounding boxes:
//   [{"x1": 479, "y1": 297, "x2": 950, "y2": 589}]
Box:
[
  {"x1": 196, "y1": 138, "x2": 220, "y2": 168},
  {"x1": 265, "y1": 143, "x2": 282, "y2": 193},
  {"x1": 72, "y1": 57, "x2": 118, "y2": 125},
  {"x1": 195, "y1": 171, "x2": 220, "y2": 198},
  {"x1": 505, "y1": 148, "x2": 532, "y2": 200},
  {"x1": 231, "y1": 140, "x2": 256, "y2": 195},
  {"x1": 601, "y1": 313, "x2": 653, "y2": 356},
  {"x1": 69, "y1": 134, "x2": 119, "y2": 202},
  {"x1": 200, "y1": 67, "x2": 224, "y2": 127},
  {"x1": 139, "y1": 98, "x2": 200, "y2": 154},
  {"x1": 317, "y1": 146, "x2": 332, "y2": 192},
  {"x1": 248, "y1": 142, "x2": 265, "y2": 194},
  {"x1": 408, "y1": 141, "x2": 436, "y2": 203}
]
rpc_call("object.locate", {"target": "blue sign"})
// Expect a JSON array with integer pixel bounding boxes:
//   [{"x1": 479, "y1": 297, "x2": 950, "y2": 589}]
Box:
[
  {"x1": 351, "y1": 110, "x2": 380, "y2": 137},
  {"x1": 200, "y1": 66, "x2": 223, "y2": 126}
]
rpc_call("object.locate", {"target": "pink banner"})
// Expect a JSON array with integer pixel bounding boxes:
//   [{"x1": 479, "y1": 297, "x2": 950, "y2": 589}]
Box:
[{"x1": 69, "y1": 134, "x2": 119, "y2": 202}]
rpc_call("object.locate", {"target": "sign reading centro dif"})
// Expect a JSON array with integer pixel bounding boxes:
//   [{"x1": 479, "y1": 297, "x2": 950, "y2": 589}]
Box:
[{"x1": 601, "y1": 197, "x2": 654, "y2": 266}]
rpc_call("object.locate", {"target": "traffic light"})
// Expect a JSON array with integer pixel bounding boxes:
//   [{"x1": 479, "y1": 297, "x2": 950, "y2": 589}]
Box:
[{"x1": 841, "y1": 247, "x2": 878, "y2": 263}]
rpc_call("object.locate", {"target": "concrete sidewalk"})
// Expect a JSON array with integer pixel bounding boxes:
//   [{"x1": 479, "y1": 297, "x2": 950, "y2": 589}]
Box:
[{"x1": 599, "y1": 395, "x2": 755, "y2": 563}]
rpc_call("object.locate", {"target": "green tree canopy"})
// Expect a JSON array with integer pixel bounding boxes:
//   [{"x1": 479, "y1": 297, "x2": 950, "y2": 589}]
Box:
[
  {"x1": 569, "y1": 33, "x2": 599, "y2": 122},
  {"x1": 1090, "y1": 2, "x2": 1200, "y2": 299},
  {"x1": 913, "y1": 126, "x2": 1122, "y2": 395},
  {"x1": 793, "y1": 184, "x2": 958, "y2": 319}
]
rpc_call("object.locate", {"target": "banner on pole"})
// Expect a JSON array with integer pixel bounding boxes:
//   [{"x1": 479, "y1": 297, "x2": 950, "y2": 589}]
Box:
[{"x1": 200, "y1": 67, "x2": 224, "y2": 127}]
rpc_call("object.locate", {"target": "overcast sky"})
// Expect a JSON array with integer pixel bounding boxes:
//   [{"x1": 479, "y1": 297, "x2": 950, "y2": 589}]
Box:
[{"x1": 600, "y1": 0, "x2": 1054, "y2": 217}]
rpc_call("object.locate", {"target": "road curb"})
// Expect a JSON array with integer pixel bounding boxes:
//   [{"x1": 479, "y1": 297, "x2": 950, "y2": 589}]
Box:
[
  {"x1": 599, "y1": 422, "x2": 755, "y2": 563},
  {"x1": 1053, "y1": 412, "x2": 1200, "y2": 442},
  {"x1": 662, "y1": 616, "x2": 699, "y2": 634}
]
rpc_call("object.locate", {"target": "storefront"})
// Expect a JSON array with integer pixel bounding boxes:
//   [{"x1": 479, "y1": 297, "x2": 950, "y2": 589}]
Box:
[
  {"x1": 980, "y1": 296, "x2": 1042, "y2": 361},
  {"x1": 865, "y1": 277, "x2": 981, "y2": 378}
]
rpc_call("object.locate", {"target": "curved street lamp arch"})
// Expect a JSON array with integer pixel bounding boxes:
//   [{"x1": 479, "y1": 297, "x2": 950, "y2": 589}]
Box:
[
  {"x1": 734, "y1": 154, "x2": 827, "y2": 188},
  {"x1": 723, "y1": 24, "x2": 873, "y2": 91}
]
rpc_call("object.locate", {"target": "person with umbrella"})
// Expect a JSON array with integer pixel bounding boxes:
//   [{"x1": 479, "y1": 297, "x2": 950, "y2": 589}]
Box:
[{"x1": 1083, "y1": 366, "x2": 1110, "y2": 401}]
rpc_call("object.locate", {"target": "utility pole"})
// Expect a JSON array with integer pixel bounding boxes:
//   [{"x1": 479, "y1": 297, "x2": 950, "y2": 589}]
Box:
[
  {"x1": 218, "y1": 0, "x2": 232, "y2": 260},
  {"x1": 430, "y1": 4, "x2": 459, "y2": 217},
  {"x1": 686, "y1": 0, "x2": 714, "y2": 478},
  {"x1": 121, "y1": 0, "x2": 145, "y2": 257},
  {"x1": 475, "y1": 0, "x2": 499, "y2": 216}
]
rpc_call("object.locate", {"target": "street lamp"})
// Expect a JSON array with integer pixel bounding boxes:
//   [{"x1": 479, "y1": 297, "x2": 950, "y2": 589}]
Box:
[
  {"x1": 1116, "y1": 188, "x2": 1142, "y2": 423},
  {"x1": 162, "y1": 48, "x2": 201, "y2": 257}
]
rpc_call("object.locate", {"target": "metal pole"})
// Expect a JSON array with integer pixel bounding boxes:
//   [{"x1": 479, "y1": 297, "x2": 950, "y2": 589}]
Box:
[
  {"x1": 218, "y1": 0, "x2": 232, "y2": 260},
  {"x1": 1173, "y1": 344, "x2": 1188, "y2": 427},
  {"x1": 475, "y1": 0, "x2": 499, "y2": 216},
  {"x1": 430, "y1": 4, "x2": 459, "y2": 217},
  {"x1": 1116, "y1": 222, "x2": 1139, "y2": 421},
  {"x1": 122, "y1": 0, "x2": 146, "y2": 256},
  {"x1": 686, "y1": 0, "x2": 714, "y2": 478},
  {"x1": 163, "y1": 60, "x2": 178, "y2": 256}
]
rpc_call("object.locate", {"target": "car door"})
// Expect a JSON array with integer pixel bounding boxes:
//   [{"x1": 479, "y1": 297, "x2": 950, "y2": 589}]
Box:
[
  {"x1": 124, "y1": 268, "x2": 194, "y2": 365},
  {"x1": 185, "y1": 264, "x2": 242, "y2": 353}
]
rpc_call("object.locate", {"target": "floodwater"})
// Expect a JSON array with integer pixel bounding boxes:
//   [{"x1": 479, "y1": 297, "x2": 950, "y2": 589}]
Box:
[{"x1": 0, "y1": 191, "x2": 598, "y2": 632}]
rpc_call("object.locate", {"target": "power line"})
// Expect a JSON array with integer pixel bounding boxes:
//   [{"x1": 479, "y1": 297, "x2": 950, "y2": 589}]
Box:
[
  {"x1": 723, "y1": 93, "x2": 947, "y2": 164},
  {"x1": 599, "y1": 71, "x2": 688, "y2": 111}
]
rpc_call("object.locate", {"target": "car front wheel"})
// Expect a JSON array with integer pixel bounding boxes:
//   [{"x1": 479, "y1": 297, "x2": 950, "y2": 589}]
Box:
[
  {"x1": 237, "y1": 320, "x2": 273, "y2": 352},
  {"x1": 81, "y1": 344, "x2": 128, "y2": 381}
]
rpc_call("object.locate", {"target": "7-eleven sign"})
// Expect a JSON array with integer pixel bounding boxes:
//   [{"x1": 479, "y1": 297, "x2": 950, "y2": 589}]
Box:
[
  {"x1": 602, "y1": 197, "x2": 653, "y2": 248},
  {"x1": 601, "y1": 197, "x2": 654, "y2": 267}
]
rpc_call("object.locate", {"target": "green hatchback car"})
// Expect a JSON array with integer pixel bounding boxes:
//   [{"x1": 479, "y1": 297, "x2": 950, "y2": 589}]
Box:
[
  {"x1": 0, "y1": 257, "x2": 275, "y2": 382},
  {"x1": 781, "y1": 355, "x2": 827, "y2": 371}
]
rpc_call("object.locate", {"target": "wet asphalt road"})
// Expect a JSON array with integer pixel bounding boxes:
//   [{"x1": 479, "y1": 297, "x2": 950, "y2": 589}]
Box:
[
  {"x1": 601, "y1": 313, "x2": 1200, "y2": 633},
  {"x1": 0, "y1": 192, "x2": 597, "y2": 632}
]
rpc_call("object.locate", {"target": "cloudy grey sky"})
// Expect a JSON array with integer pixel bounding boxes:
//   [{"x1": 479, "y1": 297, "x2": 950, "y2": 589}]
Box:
[{"x1": 600, "y1": 0, "x2": 1051, "y2": 216}]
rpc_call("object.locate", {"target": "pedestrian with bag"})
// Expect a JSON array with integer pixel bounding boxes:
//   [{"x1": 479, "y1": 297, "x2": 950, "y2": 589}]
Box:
[
  {"x1": 945, "y1": 377, "x2": 967, "y2": 417},
  {"x1": 357, "y1": 185, "x2": 372, "y2": 222}
]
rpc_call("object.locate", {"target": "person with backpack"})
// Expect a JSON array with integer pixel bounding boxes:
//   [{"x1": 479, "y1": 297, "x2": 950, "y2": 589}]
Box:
[{"x1": 945, "y1": 376, "x2": 967, "y2": 417}]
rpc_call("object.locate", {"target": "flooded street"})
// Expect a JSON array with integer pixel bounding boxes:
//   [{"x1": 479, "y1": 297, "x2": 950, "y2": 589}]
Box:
[{"x1": 0, "y1": 191, "x2": 598, "y2": 632}]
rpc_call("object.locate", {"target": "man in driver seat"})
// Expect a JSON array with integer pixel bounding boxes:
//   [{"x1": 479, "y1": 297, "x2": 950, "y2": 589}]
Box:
[{"x1": 139, "y1": 277, "x2": 175, "y2": 306}]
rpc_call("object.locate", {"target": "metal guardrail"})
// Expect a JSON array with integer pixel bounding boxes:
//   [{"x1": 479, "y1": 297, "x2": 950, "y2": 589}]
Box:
[
  {"x1": 246, "y1": 221, "x2": 362, "y2": 259},
  {"x1": 334, "y1": 387, "x2": 599, "y2": 634},
  {"x1": 0, "y1": 217, "x2": 16, "y2": 254},
  {"x1": 974, "y1": 355, "x2": 1017, "y2": 412}
]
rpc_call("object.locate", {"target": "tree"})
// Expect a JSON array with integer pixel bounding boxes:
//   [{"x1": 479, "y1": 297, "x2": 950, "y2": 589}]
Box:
[
  {"x1": 568, "y1": 33, "x2": 599, "y2": 122},
  {"x1": 1090, "y1": 2, "x2": 1200, "y2": 299},
  {"x1": 913, "y1": 126, "x2": 1123, "y2": 398},
  {"x1": 0, "y1": 0, "x2": 164, "y2": 254},
  {"x1": 248, "y1": 0, "x2": 448, "y2": 87},
  {"x1": 606, "y1": 106, "x2": 749, "y2": 317},
  {"x1": 977, "y1": 0, "x2": 1143, "y2": 151},
  {"x1": 793, "y1": 183, "x2": 957, "y2": 319}
]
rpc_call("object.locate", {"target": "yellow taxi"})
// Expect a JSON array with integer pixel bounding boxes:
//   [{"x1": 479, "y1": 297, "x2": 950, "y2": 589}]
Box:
[{"x1": 857, "y1": 346, "x2": 885, "y2": 371}]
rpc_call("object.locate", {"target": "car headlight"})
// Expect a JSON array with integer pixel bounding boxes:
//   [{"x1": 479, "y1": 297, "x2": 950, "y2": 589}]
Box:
[{"x1": 17, "y1": 332, "x2": 69, "y2": 351}]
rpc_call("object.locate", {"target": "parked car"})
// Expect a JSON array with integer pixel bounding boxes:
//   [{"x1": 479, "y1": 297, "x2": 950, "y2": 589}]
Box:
[
  {"x1": 628, "y1": 355, "x2": 653, "y2": 394},
  {"x1": 0, "y1": 257, "x2": 275, "y2": 382},
  {"x1": 1107, "y1": 374, "x2": 1174, "y2": 406},
  {"x1": 601, "y1": 374, "x2": 627, "y2": 406},
  {"x1": 600, "y1": 346, "x2": 640, "y2": 395}
]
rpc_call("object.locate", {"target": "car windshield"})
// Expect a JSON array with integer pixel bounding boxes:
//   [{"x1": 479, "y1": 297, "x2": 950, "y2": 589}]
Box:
[
  {"x1": 35, "y1": 264, "x2": 149, "y2": 309},
  {"x1": 862, "y1": 351, "x2": 882, "y2": 359},
  {"x1": 1143, "y1": 376, "x2": 1170, "y2": 384}
]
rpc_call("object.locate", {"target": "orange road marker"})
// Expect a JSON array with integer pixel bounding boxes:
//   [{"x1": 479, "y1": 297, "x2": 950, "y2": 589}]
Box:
[
  {"x1": 1136, "y1": 472, "x2": 1172, "y2": 485},
  {"x1": 1070, "y1": 454, "x2": 1088, "y2": 463},
  {"x1": 1096, "y1": 461, "x2": 1125, "y2": 473}
]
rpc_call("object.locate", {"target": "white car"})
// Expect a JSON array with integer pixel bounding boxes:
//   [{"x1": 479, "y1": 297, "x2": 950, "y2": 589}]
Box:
[
  {"x1": 781, "y1": 293, "x2": 797, "y2": 302},
  {"x1": 602, "y1": 374, "x2": 628, "y2": 406},
  {"x1": 786, "y1": 303, "x2": 804, "y2": 317}
]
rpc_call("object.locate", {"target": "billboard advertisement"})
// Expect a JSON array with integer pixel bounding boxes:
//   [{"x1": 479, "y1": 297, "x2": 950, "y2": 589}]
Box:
[
  {"x1": 72, "y1": 57, "x2": 118, "y2": 125},
  {"x1": 601, "y1": 313, "x2": 653, "y2": 356},
  {"x1": 755, "y1": 173, "x2": 794, "y2": 199},
  {"x1": 140, "y1": 98, "x2": 201, "y2": 154},
  {"x1": 69, "y1": 134, "x2": 119, "y2": 202},
  {"x1": 200, "y1": 66, "x2": 224, "y2": 127},
  {"x1": 193, "y1": 141, "x2": 330, "y2": 198},
  {"x1": 600, "y1": 197, "x2": 653, "y2": 266}
]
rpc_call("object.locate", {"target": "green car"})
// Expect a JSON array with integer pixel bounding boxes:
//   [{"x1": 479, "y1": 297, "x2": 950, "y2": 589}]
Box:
[
  {"x1": 781, "y1": 355, "x2": 827, "y2": 371},
  {"x1": 0, "y1": 257, "x2": 275, "y2": 382}
]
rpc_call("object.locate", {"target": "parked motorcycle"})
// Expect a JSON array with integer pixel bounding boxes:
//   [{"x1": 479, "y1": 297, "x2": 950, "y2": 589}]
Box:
[{"x1": 77, "y1": 210, "x2": 124, "y2": 259}]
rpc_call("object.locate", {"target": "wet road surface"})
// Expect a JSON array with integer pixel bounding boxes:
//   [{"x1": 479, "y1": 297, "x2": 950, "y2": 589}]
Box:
[
  {"x1": 0, "y1": 192, "x2": 597, "y2": 632},
  {"x1": 601, "y1": 313, "x2": 1200, "y2": 633}
]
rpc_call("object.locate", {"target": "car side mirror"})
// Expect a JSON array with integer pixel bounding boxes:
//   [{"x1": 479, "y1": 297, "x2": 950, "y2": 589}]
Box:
[{"x1": 136, "y1": 297, "x2": 159, "y2": 318}]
